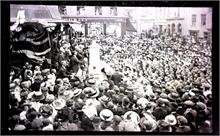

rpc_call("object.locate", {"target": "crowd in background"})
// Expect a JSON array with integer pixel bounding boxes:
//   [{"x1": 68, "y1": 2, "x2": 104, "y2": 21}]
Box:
[{"x1": 8, "y1": 24, "x2": 212, "y2": 132}]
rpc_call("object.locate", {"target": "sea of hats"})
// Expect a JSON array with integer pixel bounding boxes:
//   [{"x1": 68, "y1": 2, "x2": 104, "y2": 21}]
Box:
[{"x1": 8, "y1": 29, "x2": 212, "y2": 132}]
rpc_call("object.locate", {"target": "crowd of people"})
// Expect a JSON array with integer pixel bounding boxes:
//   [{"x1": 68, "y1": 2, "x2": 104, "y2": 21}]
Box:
[{"x1": 8, "y1": 24, "x2": 212, "y2": 133}]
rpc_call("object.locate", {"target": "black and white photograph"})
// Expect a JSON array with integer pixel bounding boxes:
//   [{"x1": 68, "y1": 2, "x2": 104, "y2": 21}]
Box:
[{"x1": 5, "y1": 3, "x2": 216, "y2": 133}]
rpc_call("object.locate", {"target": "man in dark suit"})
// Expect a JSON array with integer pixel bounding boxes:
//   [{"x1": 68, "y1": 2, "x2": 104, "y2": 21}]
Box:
[
  {"x1": 69, "y1": 51, "x2": 84, "y2": 74},
  {"x1": 58, "y1": 60, "x2": 70, "y2": 78},
  {"x1": 110, "y1": 68, "x2": 123, "y2": 86}
]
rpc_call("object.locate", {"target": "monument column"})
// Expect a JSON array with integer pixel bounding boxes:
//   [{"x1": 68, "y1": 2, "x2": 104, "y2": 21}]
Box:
[{"x1": 89, "y1": 40, "x2": 102, "y2": 83}]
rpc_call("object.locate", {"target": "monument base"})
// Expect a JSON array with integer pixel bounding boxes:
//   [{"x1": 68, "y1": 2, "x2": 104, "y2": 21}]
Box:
[{"x1": 89, "y1": 65, "x2": 102, "y2": 85}]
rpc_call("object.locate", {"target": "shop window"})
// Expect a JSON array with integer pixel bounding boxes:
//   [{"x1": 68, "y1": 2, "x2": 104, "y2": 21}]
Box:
[
  {"x1": 177, "y1": 23, "x2": 182, "y2": 34},
  {"x1": 95, "y1": 6, "x2": 102, "y2": 15},
  {"x1": 110, "y1": 7, "x2": 117, "y2": 16},
  {"x1": 58, "y1": 5, "x2": 67, "y2": 15},
  {"x1": 192, "y1": 14, "x2": 196, "y2": 26},
  {"x1": 172, "y1": 23, "x2": 175, "y2": 34},
  {"x1": 201, "y1": 14, "x2": 206, "y2": 26},
  {"x1": 77, "y1": 6, "x2": 85, "y2": 15}
]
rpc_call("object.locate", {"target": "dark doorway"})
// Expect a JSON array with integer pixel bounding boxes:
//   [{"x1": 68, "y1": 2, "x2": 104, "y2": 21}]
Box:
[
  {"x1": 171, "y1": 23, "x2": 175, "y2": 34},
  {"x1": 167, "y1": 24, "x2": 170, "y2": 36},
  {"x1": 177, "y1": 23, "x2": 182, "y2": 35}
]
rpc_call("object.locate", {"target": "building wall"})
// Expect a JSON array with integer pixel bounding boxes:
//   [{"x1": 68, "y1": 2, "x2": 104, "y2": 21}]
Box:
[
  {"x1": 64, "y1": 7, "x2": 212, "y2": 38},
  {"x1": 129, "y1": 7, "x2": 185, "y2": 34},
  {"x1": 130, "y1": 7, "x2": 158, "y2": 34},
  {"x1": 182, "y1": 8, "x2": 212, "y2": 38},
  {"x1": 164, "y1": 7, "x2": 212, "y2": 37},
  {"x1": 65, "y1": 6, "x2": 127, "y2": 17},
  {"x1": 159, "y1": 7, "x2": 212, "y2": 38},
  {"x1": 10, "y1": 4, "x2": 61, "y2": 22},
  {"x1": 206, "y1": 8, "x2": 212, "y2": 30},
  {"x1": 62, "y1": 6, "x2": 129, "y2": 36},
  {"x1": 163, "y1": 8, "x2": 183, "y2": 36},
  {"x1": 66, "y1": 6, "x2": 77, "y2": 16}
]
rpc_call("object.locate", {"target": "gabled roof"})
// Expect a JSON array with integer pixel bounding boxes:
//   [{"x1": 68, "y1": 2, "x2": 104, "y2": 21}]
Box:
[
  {"x1": 10, "y1": 5, "x2": 61, "y2": 22},
  {"x1": 126, "y1": 19, "x2": 137, "y2": 32}
]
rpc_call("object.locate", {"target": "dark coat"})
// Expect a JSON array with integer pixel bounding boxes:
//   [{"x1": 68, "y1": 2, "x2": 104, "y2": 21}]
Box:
[
  {"x1": 152, "y1": 107, "x2": 169, "y2": 120},
  {"x1": 31, "y1": 82, "x2": 41, "y2": 92},
  {"x1": 69, "y1": 55, "x2": 84, "y2": 73},
  {"x1": 80, "y1": 113, "x2": 94, "y2": 131},
  {"x1": 53, "y1": 85, "x2": 62, "y2": 97},
  {"x1": 58, "y1": 67, "x2": 69, "y2": 78},
  {"x1": 111, "y1": 72, "x2": 123, "y2": 86}
]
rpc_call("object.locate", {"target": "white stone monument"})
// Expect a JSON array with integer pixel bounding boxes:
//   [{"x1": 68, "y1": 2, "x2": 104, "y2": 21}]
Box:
[{"x1": 89, "y1": 40, "x2": 101, "y2": 80}]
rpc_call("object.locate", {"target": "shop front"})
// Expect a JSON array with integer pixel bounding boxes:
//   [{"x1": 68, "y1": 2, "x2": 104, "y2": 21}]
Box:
[
  {"x1": 106, "y1": 23, "x2": 121, "y2": 37},
  {"x1": 62, "y1": 16, "x2": 137, "y2": 37},
  {"x1": 88, "y1": 22, "x2": 104, "y2": 36}
]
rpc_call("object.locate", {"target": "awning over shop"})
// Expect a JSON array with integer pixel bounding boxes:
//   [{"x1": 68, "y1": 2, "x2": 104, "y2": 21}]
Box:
[
  {"x1": 126, "y1": 19, "x2": 137, "y2": 32},
  {"x1": 10, "y1": 4, "x2": 61, "y2": 22},
  {"x1": 47, "y1": 6, "x2": 61, "y2": 19}
]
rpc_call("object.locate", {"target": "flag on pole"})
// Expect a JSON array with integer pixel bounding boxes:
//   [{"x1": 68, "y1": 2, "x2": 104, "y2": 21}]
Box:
[{"x1": 11, "y1": 22, "x2": 51, "y2": 65}]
